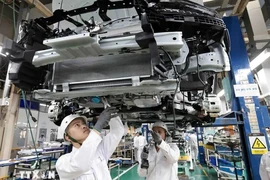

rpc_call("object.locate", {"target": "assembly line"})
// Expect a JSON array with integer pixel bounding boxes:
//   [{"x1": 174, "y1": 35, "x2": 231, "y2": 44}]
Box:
[{"x1": 1, "y1": 0, "x2": 270, "y2": 180}]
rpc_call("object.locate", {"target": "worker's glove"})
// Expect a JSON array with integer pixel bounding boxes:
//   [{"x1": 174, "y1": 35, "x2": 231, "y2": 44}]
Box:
[
  {"x1": 94, "y1": 107, "x2": 119, "y2": 132},
  {"x1": 141, "y1": 147, "x2": 149, "y2": 159},
  {"x1": 151, "y1": 131, "x2": 162, "y2": 145},
  {"x1": 141, "y1": 146, "x2": 149, "y2": 169}
]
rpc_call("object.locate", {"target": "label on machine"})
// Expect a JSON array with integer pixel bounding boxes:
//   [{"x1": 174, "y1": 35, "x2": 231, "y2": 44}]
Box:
[
  {"x1": 249, "y1": 133, "x2": 268, "y2": 155},
  {"x1": 233, "y1": 84, "x2": 260, "y2": 97},
  {"x1": 246, "y1": 104, "x2": 260, "y2": 133},
  {"x1": 234, "y1": 71, "x2": 261, "y2": 133}
]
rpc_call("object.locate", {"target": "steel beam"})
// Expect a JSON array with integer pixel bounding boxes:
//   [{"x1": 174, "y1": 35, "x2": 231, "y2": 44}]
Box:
[
  {"x1": 24, "y1": 0, "x2": 52, "y2": 17},
  {"x1": 0, "y1": 85, "x2": 20, "y2": 177},
  {"x1": 232, "y1": 0, "x2": 250, "y2": 15}
]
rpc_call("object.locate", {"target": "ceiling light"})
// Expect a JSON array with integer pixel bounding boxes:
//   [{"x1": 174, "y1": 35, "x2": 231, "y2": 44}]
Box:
[
  {"x1": 39, "y1": 103, "x2": 47, "y2": 107},
  {"x1": 203, "y1": 0, "x2": 215, "y2": 2},
  {"x1": 250, "y1": 48, "x2": 270, "y2": 70}
]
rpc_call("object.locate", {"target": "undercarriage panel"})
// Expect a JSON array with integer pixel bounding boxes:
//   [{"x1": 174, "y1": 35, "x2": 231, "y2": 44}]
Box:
[
  {"x1": 53, "y1": 53, "x2": 153, "y2": 85},
  {"x1": 33, "y1": 80, "x2": 178, "y2": 101}
]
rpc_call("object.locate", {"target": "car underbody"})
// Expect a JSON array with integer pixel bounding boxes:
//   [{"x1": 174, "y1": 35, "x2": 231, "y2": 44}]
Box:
[{"x1": 3, "y1": 0, "x2": 230, "y2": 130}]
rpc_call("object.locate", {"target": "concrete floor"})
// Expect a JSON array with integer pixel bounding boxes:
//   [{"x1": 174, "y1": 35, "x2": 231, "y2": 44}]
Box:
[{"x1": 110, "y1": 162, "x2": 218, "y2": 180}]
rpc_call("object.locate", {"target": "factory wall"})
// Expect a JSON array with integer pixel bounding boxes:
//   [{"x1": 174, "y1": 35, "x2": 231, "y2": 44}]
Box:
[{"x1": 13, "y1": 108, "x2": 58, "y2": 148}]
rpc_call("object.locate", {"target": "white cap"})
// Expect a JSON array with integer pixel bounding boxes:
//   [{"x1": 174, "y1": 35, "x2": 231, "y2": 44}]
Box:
[
  {"x1": 152, "y1": 121, "x2": 170, "y2": 136},
  {"x1": 57, "y1": 114, "x2": 87, "y2": 140}
]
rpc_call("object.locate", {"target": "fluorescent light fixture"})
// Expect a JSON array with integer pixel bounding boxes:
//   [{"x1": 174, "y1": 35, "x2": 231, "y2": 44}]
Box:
[
  {"x1": 203, "y1": 0, "x2": 215, "y2": 2},
  {"x1": 39, "y1": 103, "x2": 47, "y2": 107},
  {"x1": 250, "y1": 48, "x2": 270, "y2": 70},
  {"x1": 217, "y1": 90, "x2": 225, "y2": 98}
]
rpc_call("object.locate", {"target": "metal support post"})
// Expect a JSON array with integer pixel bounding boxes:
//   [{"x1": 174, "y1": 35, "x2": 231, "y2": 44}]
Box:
[
  {"x1": 0, "y1": 105, "x2": 7, "y2": 149},
  {"x1": 0, "y1": 2, "x2": 29, "y2": 178},
  {"x1": 1, "y1": 1, "x2": 29, "y2": 105},
  {"x1": 196, "y1": 127, "x2": 206, "y2": 165},
  {"x1": 224, "y1": 16, "x2": 270, "y2": 180},
  {"x1": 0, "y1": 85, "x2": 20, "y2": 177}
]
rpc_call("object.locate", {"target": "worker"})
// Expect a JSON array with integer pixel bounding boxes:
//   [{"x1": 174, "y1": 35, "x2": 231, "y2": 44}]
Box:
[
  {"x1": 38, "y1": 134, "x2": 46, "y2": 147},
  {"x1": 260, "y1": 151, "x2": 270, "y2": 180},
  {"x1": 55, "y1": 107, "x2": 124, "y2": 180},
  {"x1": 137, "y1": 121, "x2": 180, "y2": 180},
  {"x1": 135, "y1": 132, "x2": 147, "y2": 164},
  {"x1": 133, "y1": 132, "x2": 139, "y2": 162},
  {"x1": 188, "y1": 129, "x2": 198, "y2": 171}
]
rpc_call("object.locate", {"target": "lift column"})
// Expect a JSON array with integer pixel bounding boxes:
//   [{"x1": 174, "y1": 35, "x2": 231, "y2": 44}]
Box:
[{"x1": 224, "y1": 16, "x2": 270, "y2": 180}]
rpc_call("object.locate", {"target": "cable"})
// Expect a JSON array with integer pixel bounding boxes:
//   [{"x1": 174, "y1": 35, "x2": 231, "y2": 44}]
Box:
[
  {"x1": 22, "y1": 91, "x2": 39, "y2": 167},
  {"x1": 12, "y1": 0, "x2": 16, "y2": 37},
  {"x1": 159, "y1": 47, "x2": 182, "y2": 130},
  {"x1": 25, "y1": 100, "x2": 38, "y2": 122},
  {"x1": 160, "y1": 47, "x2": 179, "y2": 79},
  {"x1": 172, "y1": 80, "x2": 180, "y2": 129},
  {"x1": 182, "y1": 91, "x2": 185, "y2": 110},
  {"x1": 195, "y1": 45, "x2": 205, "y2": 86},
  {"x1": 179, "y1": 57, "x2": 190, "y2": 75},
  {"x1": 103, "y1": 16, "x2": 136, "y2": 27}
]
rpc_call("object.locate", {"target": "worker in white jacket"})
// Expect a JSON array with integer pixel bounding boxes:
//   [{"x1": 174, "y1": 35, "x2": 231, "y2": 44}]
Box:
[
  {"x1": 188, "y1": 129, "x2": 198, "y2": 171},
  {"x1": 133, "y1": 132, "x2": 139, "y2": 162},
  {"x1": 56, "y1": 107, "x2": 124, "y2": 180},
  {"x1": 137, "y1": 121, "x2": 180, "y2": 180},
  {"x1": 135, "y1": 132, "x2": 147, "y2": 164},
  {"x1": 260, "y1": 151, "x2": 270, "y2": 180}
]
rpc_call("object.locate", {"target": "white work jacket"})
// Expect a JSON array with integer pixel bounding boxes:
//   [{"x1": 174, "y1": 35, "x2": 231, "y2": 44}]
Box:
[
  {"x1": 135, "y1": 135, "x2": 147, "y2": 149},
  {"x1": 137, "y1": 140, "x2": 180, "y2": 180},
  {"x1": 188, "y1": 133, "x2": 198, "y2": 148},
  {"x1": 134, "y1": 136, "x2": 139, "y2": 148},
  {"x1": 56, "y1": 117, "x2": 124, "y2": 180},
  {"x1": 260, "y1": 152, "x2": 270, "y2": 180}
]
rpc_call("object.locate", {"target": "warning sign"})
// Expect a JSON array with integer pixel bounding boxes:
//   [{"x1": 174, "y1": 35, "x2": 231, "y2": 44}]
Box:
[
  {"x1": 252, "y1": 138, "x2": 266, "y2": 149},
  {"x1": 249, "y1": 134, "x2": 268, "y2": 155}
]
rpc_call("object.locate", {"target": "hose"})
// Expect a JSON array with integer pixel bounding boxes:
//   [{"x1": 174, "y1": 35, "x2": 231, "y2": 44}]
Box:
[{"x1": 22, "y1": 91, "x2": 39, "y2": 167}]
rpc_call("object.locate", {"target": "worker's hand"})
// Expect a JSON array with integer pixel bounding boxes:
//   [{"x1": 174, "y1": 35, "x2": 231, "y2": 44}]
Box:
[
  {"x1": 151, "y1": 131, "x2": 162, "y2": 145},
  {"x1": 141, "y1": 146, "x2": 149, "y2": 160},
  {"x1": 94, "y1": 107, "x2": 119, "y2": 132},
  {"x1": 141, "y1": 146, "x2": 149, "y2": 169}
]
